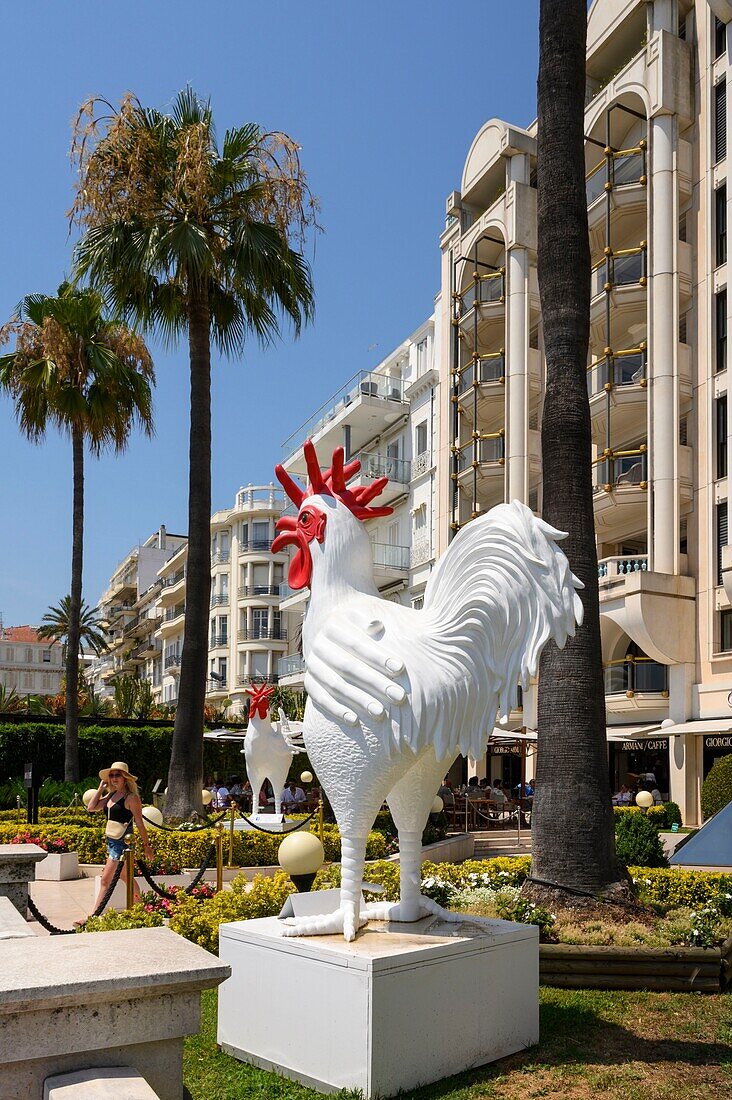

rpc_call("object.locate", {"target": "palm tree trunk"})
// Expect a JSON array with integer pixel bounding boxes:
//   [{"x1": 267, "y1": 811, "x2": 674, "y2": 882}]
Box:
[
  {"x1": 167, "y1": 288, "x2": 211, "y2": 819},
  {"x1": 64, "y1": 425, "x2": 84, "y2": 782},
  {"x1": 531, "y1": 0, "x2": 619, "y2": 895}
]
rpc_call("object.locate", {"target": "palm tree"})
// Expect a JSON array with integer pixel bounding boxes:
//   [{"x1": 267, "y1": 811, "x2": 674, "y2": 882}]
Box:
[
  {"x1": 0, "y1": 284, "x2": 154, "y2": 781},
  {"x1": 531, "y1": 0, "x2": 621, "y2": 898},
  {"x1": 71, "y1": 88, "x2": 315, "y2": 818},
  {"x1": 38, "y1": 596, "x2": 110, "y2": 658}
]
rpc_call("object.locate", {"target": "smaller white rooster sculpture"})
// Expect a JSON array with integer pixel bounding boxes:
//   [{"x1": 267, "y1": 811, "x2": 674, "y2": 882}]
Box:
[
  {"x1": 271, "y1": 441, "x2": 584, "y2": 940},
  {"x1": 242, "y1": 683, "x2": 304, "y2": 819}
]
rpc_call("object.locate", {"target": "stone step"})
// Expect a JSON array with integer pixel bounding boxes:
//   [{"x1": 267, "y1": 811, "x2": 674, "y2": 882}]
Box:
[{"x1": 44, "y1": 1066, "x2": 159, "y2": 1098}]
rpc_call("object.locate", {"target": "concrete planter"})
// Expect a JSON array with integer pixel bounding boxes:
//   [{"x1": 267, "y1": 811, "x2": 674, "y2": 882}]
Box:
[
  {"x1": 35, "y1": 851, "x2": 80, "y2": 881},
  {"x1": 540, "y1": 936, "x2": 732, "y2": 993},
  {"x1": 386, "y1": 831, "x2": 475, "y2": 866}
]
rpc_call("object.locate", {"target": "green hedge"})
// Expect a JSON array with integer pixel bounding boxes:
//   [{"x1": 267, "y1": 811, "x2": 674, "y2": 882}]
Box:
[
  {"x1": 0, "y1": 820, "x2": 386, "y2": 868},
  {"x1": 0, "y1": 723, "x2": 247, "y2": 803},
  {"x1": 612, "y1": 803, "x2": 682, "y2": 829},
  {"x1": 629, "y1": 866, "x2": 732, "y2": 914}
]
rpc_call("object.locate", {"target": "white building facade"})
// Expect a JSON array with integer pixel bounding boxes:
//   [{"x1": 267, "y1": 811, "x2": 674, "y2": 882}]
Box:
[{"x1": 0, "y1": 626, "x2": 64, "y2": 696}]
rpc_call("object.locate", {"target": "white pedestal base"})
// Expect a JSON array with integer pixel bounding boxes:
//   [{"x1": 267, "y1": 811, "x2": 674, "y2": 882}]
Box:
[{"x1": 217, "y1": 914, "x2": 539, "y2": 1098}]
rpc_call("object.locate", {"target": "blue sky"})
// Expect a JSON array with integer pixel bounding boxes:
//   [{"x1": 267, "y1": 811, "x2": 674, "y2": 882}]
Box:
[{"x1": 0, "y1": 1, "x2": 539, "y2": 624}]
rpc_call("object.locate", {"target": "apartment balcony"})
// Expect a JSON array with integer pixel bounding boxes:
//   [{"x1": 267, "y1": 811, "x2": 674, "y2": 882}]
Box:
[
  {"x1": 231, "y1": 485, "x2": 285, "y2": 517},
  {"x1": 237, "y1": 673, "x2": 279, "y2": 687},
  {"x1": 209, "y1": 633, "x2": 229, "y2": 650},
  {"x1": 238, "y1": 584, "x2": 280, "y2": 601},
  {"x1": 282, "y1": 370, "x2": 409, "y2": 470},
  {"x1": 347, "y1": 450, "x2": 411, "y2": 508},
  {"x1": 160, "y1": 569, "x2": 186, "y2": 604},
  {"x1": 164, "y1": 654, "x2": 181, "y2": 673},
  {"x1": 123, "y1": 609, "x2": 163, "y2": 639},
  {"x1": 277, "y1": 653, "x2": 305, "y2": 688},
  {"x1": 159, "y1": 605, "x2": 185, "y2": 637},
  {"x1": 455, "y1": 434, "x2": 505, "y2": 506},
  {"x1": 136, "y1": 638, "x2": 162, "y2": 660},
  {"x1": 371, "y1": 542, "x2": 410, "y2": 585},
  {"x1": 238, "y1": 539, "x2": 275, "y2": 556},
  {"x1": 210, "y1": 594, "x2": 230, "y2": 608},
  {"x1": 211, "y1": 550, "x2": 230, "y2": 567},
  {"x1": 603, "y1": 656, "x2": 669, "y2": 715},
  {"x1": 453, "y1": 270, "x2": 504, "y2": 323},
  {"x1": 598, "y1": 556, "x2": 695, "y2": 667},
  {"x1": 586, "y1": 146, "x2": 647, "y2": 238},
  {"x1": 206, "y1": 678, "x2": 228, "y2": 695},
  {"x1": 237, "y1": 628, "x2": 288, "y2": 644},
  {"x1": 278, "y1": 579, "x2": 309, "y2": 611},
  {"x1": 411, "y1": 451, "x2": 432, "y2": 480}
]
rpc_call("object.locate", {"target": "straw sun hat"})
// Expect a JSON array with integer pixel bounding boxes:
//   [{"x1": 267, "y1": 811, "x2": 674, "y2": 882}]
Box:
[{"x1": 99, "y1": 761, "x2": 137, "y2": 783}]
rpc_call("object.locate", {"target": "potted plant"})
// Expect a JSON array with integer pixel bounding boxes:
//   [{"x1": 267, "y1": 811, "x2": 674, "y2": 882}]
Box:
[{"x1": 12, "y1": 833, "x2": 80, "y2": 881}]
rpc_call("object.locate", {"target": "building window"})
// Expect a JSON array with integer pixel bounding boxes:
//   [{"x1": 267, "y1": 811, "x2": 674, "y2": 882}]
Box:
[
  {"x1": 715, "y1": 16, "x2": 726, "y2": 60},
  {"x1": 717, "y1": 289, "x2": 727, "y2": 372},
  {"x1": 715, "y1": 79, "x2": 726, "y2": 163},
  {"x1": 5, "y1": 647, "x2": 13, "y2": 661},
  {"x1": 25, "y1": 648, "x2": 33, "y2": 664},
  {"x1": 416, "y1": 422, "x2": 428, "y2": 456},
  {"x1": 717, "y1": 501, "x2": 728, "y2": 586},
  {"x1": 717, "y1": 396, "x2": 728, "y2": 479},
  {"x1": 43, "y1": 650, "x2": 51, "y2": 664},
  {"x1": 717, "y1": 184, "x2": 727, "y2": 266},
  {"x1": 252, "y1": 608, "x2": 269, "y2": 637},
  {"x1": 679, "y1": 417, "x2": 688, "y2": 446},
  {"x1": 413, "y1": 504, "x2": 427, "y2": 532},
  {"x1": 722, "y1": 609, "x2": 732, "y2": 651}
]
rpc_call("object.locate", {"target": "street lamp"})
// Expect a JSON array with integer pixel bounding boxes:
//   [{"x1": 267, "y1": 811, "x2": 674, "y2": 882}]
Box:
[
  {"x1": 635, "y1": 790, "x2": 654, "y2": 812},
  {"x1": 278, "y1": 831, "x2": 325, "y2": 892}
]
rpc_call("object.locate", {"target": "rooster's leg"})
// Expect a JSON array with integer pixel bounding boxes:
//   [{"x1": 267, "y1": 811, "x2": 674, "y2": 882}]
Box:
[{"x1": 280, "y1": 833, "x2": 368, "y2": 942}]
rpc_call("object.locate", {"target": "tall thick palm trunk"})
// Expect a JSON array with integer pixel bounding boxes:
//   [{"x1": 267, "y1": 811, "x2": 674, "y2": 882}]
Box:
[
  {"x1": 532, "y1": 0, "x2": 619, "y2": 894},
  {"x1": 167, "y1": 291, "x2": 211, "y2": 819},
  {"x1": 64, "y1": 426, "x2": 84, "y2": 782}
]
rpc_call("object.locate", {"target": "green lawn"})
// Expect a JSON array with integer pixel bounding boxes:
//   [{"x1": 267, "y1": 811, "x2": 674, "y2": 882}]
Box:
[{"x1": 184, "y1": 987, "x2": 732, "y2": 1100}]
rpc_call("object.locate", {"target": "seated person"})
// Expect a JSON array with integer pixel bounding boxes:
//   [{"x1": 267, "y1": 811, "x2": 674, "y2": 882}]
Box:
[
  {"x1": 465, "y1": 775, "x2": 482, "y2": 799},
  {"x1": 491, "y1": 780, "x2": 507, "y2": 804},
  {"x1": 229, "y1": 777, "x2": 245, "y2": 805},
  {"x1": 438, "y1": 779, "x2": 455, "y2": 807},
  {"x1": 214, "y1": 783, "x2": 230, "y2": 809},
  {"x1": 478, "y1": 777, "x2": 492, "y2": 796},
  {"x1": 281, "y1": 781, "x2": 307, "y2": 807}
]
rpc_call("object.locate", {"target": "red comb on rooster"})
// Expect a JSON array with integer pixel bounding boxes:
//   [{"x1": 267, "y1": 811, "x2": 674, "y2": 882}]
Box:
[{"x1": 246, "y1": 682, "x2": 276, "y2": 719}]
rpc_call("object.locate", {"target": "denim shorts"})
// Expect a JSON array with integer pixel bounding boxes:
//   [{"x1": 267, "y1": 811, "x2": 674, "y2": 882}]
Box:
[{"x1": 106, "y1": 837, "x2": 127, "y2": 860}]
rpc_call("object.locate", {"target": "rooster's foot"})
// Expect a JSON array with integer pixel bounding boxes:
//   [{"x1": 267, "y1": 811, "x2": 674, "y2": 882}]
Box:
[
  {"x1": 361, "y1": 896, "x2": 463, "y2": 925},
  {"x1": 280, "y1": 906, "x2": 367, "y2": 942}
]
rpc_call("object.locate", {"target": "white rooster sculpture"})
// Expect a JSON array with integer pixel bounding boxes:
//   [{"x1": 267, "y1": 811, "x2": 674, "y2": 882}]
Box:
[
  {"x1": 242, "y1": 683, "x2": 304, "y2": 819},
  {"x1": 271, "y1": 441, "x2": 583, "y2": 940}
]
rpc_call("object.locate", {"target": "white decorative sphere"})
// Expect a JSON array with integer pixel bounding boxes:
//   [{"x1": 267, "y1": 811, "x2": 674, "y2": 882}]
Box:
[
  {"x1": 431, "y1": 795, "x2": 444, "y2": 815},
  {"x1": 142, "y1": 805, "x2": 164, "y2": 826},
  {"x1": 300, "y1": 770, "x2": 313, "y2": 784},
  {"x1": 635, "y1": 790, "x2": 654, "y2": 810},
  {"x1": 202, "y1": 789, "x2": 213, "y2": 806},
  {"x1": 278, "y1": 832, "x2": 325, "y2": 875},
  {"x1": 82, "y1": 789, "x2": 97, "y2": 808}
]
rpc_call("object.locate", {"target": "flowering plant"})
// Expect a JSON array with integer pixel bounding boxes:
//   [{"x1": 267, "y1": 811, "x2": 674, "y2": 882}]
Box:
[
  {"x1": 10, "y1": 832, "x2": 71, "y2": 853},
  {"x1": 140, "y1": 882, "x2": 216, "y2": 916}
]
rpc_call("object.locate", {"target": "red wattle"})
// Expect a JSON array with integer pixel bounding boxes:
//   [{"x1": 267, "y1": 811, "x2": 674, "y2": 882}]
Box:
[{"x1": 288, "y1": 544, "x2": 312, "y2": 590}]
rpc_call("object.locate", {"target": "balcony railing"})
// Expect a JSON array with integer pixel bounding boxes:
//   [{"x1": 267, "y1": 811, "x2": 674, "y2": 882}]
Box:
[
  {"x1": 586, "y1": 145, "x2": 646, "y2": 206},
  {"x1": 164, "y1": 569, "x2": 186, "y2": 588},
  {"x1": 164, "y1": 654, "x2": 181, "y2": 670},
  {"x1": 281, "y1": 370, "x2": 407, "y2": 460},
  {"x1": 237, "y1": 673, "x2": 279, "y2": 686},
  {"x1": 351, "y1": 450, "x2": 411, "y2": 485},
  {"x1": 238, "y1": 584, "x2": 280, "y2": 598},
  {"x1": 456, "y1": 432, "x2": 505, "y2": 472},
  {"x1": 598, "y1": 555, "x2": 648, "y2": 579},
  {"x1": 370, "y1": 543, "x2": 410, "y2": 571},
  {"x1": 603, "y1": 656, "x2": 668, "y2": 695},
  {"x1": 592, "y1": 446, "x2": 647, "y2": 493},
  {"x1": 412, "y1": 451, "x2": 431, "y2": 478},
  {"x1": 209, "y1": 634, "x2": 229, "y2": 648},
  {"x1": 239, "y1": 539, "x2": 273, "y2": 554},
  {"x1": 592, "y1": 246, "x2": 646, "y2": 297},
  {"x1": 587, "y1": 348, "x2": 647, "y2": 396},
  {"x1": 277, "y1": 654, "x2": 306, "y2": 678},
  {"x1": 237, "y1": 628, "x2": 287, "y2": 642},
  {"x1": 164, "y1": 604, "x2": 185, "y2": 622},
  {"x1": 279, "y1": 580, "x2": 305, "y2": 601},
  {"x1": 453, "y1": 270, "x2": 504, "y2": 319},
  {"x1": 211, "y1": 550, "x2": 230, "y2": 566},
  {"x1": 210, "y1": 594, "x2": 229, "y2": 607},
  {"x1": 457, "y1": 353, "x2": 505, "y2": 396},
  {"x1": 206, "y1": 678, "x2": 228, "y2": 693}
]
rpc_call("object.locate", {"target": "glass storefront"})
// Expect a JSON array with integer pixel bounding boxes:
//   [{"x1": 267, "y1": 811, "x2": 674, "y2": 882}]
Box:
[
  {"x1": 703, "y1": 733, "x2": 732, "y2": 779},
  {"x1": 608, "y1": 737, "x2": 669, "y2": 799}
]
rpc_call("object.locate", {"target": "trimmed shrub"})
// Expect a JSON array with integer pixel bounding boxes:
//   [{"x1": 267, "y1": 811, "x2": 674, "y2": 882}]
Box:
[
  {"x1": 701, "y1": 755, "x2": 732, "y2": 820},
  {"x1": 612, "y1": 803, "x2": 682, "y2": 829},
  {"x1": 615, "y1": 812, "x2": 668, "y2": 868},
  {"x1": 81, "y1": 904, "x2": 165, "y2": 933},
  {"x1": 169, "y1": 872, "x2": 295, "y2": 952},
  {"x1": 630, "y1": 866, "x2": 732, "y2": 916}
]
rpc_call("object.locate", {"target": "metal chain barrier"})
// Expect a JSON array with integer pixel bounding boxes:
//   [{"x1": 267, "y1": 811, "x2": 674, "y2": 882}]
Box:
[
  {"x1": 135, "y1": 842, "x2": 217, "y2": 898},
  {"x1": 26, "y1": 854, "x2": 127, "y2": 935},
  {"x1": 235, "y1": 807, "x2": 317, "y2": 834},
  {"x1": 141, "y1": 810, "x2": 229, "y2": 832}
]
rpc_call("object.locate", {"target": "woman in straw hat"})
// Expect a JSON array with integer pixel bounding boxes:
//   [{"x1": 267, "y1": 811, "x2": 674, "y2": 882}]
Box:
[{"x1": 83, "y1": 761, "x2": 153, "y2": 918}]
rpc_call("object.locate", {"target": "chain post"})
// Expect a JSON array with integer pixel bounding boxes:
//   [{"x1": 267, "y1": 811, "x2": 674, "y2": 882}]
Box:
[
  {"x1": 216, "y1": 822, "x2": 224, "y2": 892},
  {"x1": 228, "y1": 804, "x2": 235, "y2": 867},
  {"x1": 125, "y1": 844, "x2": 135, "y2": 910}
]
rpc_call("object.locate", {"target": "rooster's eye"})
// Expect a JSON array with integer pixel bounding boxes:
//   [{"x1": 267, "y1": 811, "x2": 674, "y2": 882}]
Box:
[{"x1": 300, "y1": 511, "x2": 310, "y2": 524}]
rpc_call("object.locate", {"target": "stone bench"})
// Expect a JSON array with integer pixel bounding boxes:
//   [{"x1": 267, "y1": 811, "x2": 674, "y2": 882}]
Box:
[
  {"x1": 0, "y1": 896, "x2": 35, "y2": 940},
  {"x1": 0, "y1": 926, "x2": 229, "y2": 1100},
  {"x1": 0, "y1": 843, "x2": 47, "y2": 915},
  {"x1": 44, "y1": 1066, "x2": 159, "y2": 1099}
]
